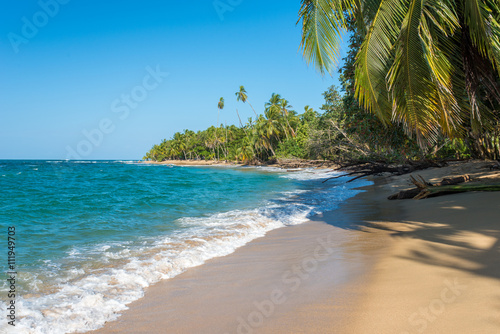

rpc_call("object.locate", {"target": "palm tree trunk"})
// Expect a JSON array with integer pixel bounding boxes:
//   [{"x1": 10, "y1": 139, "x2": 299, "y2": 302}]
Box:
[
  {"x1": 225, "y1": 122, "x2": 228, "y2": 160},
  {"x1": 247, "y1": 100, "x2": 258, "y2": 118},
  {"x1": 285, "y1": 115, "x2": 296, "y2": 137},
  {"x1": 282, "y1": 124, "x2": 289, "y2": 140},
  {"x1": 237, "y1": 108, "x2": 251, "y2": 139},
  {"x1": 270, "y1": 145, "x2": 276, "y2": 157},
  {"x1": 216, "y1": 110, "x2": 220, "y2": 161},
  {"x1": 236, "y1": 109, "x2": 244, "y2": 128}
]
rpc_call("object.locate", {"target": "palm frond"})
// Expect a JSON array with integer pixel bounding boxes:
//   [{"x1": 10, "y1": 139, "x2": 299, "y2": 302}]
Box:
[
  {"x1": 386, "y1": 0, "x2": 441, "y2": 145},
  {"x1": 420, "y1": 0, "x2": 463, "y2": 136},
  {"x1": 354, "y1": 0, "x2": 407, "y2": 123},
  {"x1": 462, "y1": 0, "x2": 500, "y2": 73},
  {"x1": 298, "y1": 0, "x2": 354, "y2": 75}
]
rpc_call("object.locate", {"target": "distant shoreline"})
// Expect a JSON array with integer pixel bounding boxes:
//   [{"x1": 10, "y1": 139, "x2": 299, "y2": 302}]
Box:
[
  {"x1": 141, "y1": 159, "x2": 241, "y2": 166},
  {"x1": 141, "y1": 159, "x2": 341, "y2": 169}
]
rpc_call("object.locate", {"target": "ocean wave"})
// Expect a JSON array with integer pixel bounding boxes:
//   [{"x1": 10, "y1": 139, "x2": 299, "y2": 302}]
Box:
[
  {"x1": 279, "y1": 168, "x2": 345, "y2": 181},
  {"x1": 71, "y1": 161, "x2": 99, "y2": 164}
]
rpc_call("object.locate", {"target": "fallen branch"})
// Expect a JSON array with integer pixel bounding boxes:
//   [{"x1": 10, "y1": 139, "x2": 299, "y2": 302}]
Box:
[
  {"x1": 328, "y1": 120, "x2": 372, "y2": 157},
  {"x1": 389, "y1": 175, "x2": 472, "y2": 200},
  {"x1": 410, "y1": 175, "x2": 432, "y2": 189},
  {"x1": 414, "y1": 183, "x2": 500, "y2": 199},
  {"x1": 435, "y1": 175, "x2": 471, "y2": 186}
]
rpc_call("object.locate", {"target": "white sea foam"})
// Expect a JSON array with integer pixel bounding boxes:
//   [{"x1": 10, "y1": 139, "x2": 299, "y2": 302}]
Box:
[
  {"x1": 0, "y1": 169, "x2": 369, "y2": 334},
  {"x1": 279, "y1": 168, "x2": 345, "y2": 180},
  {"x1": 117, "y1": 160, "x2": 139, "y2": 164},
  {"x1": 67, "y1": 248, "x2": 80, "y2": 257}
]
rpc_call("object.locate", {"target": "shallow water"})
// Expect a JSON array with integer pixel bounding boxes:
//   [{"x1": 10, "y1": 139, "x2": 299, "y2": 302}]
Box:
[{"x1": 0, "y1": 160, "x2": 369, "y2": 333}]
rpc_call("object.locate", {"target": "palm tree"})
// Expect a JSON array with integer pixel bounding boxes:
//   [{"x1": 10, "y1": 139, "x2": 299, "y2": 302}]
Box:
[
  {"x1": 172, "y1": 132, "x2": 187, "y2": 160},
  {"x1": 279, "y1": 98, "x2": 297, "y2": 137},
  {"x1": 298, "y1": 0, "x2": 500, "y2": 146},
  {"x1": 254, "y1": 114, "x2": 281, "y2": 157},
  {"x1": 205, "y1": 127, "x2": 218, "y2": 159},
  {"x1": 264, "y1": 94, "x2": 282, "y2": 122},
  {"x1": 216, "y1": 97, "x2": 224, "y2": 161},
  {"x1": 218, "y1": 97, "x2": 224, "y2": 111},
  {"x1": 236, "y1": 136, "x2": 255, "y2": 162},
  {"x1": 264, "y1": 94, "x2": 297, "y2": 139},
  {"x1": 236, "y1": 85, "x2": 259, "y2": 118}
]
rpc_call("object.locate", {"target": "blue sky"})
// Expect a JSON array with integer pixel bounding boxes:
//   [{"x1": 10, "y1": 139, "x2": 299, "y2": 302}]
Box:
[{"x1": 0, "y1": 0, "x2": 347, "y2": 159}]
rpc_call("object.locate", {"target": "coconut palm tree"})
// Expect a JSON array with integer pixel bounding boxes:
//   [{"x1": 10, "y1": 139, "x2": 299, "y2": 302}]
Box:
[
  {"x1": 235, "y1": 85, "x2": 259, "y2": 118},
  {"x1": 265, "y1": 94, "x2": 297, "y2": 139},
  {"x1": 254, "y1": 114, "x2": 281, "y2": 157},
  {"x1": 236, "y1": 135, "x2": 255, "y2": 162},
  {"x1": 205, "y1": 127, "x2": 218, "y2": 159},
  {"x1": 172, "y1": 132, "x2": 187, "y2": 160},
  {"x1": 218, "y1": 97, "x2": 225, "y2": 112},
  {"x1": 279, "y1": 98, "x2": 297, "y2": 137},
  {"x1": 264, "y1": 94, "x2": 282, "y2": 123},
  {"x1": 265, "y1": 93, "x2": 282, "y2": 111},
  {"x1": 216, "y1": 97, "x2": 224, "y2": 161},
  {"x1": 298, "y1": 0, "x2": 500, "y2": 146}
]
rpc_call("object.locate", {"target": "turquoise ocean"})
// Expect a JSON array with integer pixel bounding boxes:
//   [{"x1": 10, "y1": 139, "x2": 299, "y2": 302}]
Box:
[{"x1": 0, "y1": 160, "x2": 369, "y2": 333}]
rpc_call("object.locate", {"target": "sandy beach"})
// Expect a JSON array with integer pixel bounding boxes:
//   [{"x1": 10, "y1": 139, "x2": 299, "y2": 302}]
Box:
[
  {"x1": 142, "y1": 160, "x2": 241, "y2": 166},
  {"x1": 92, "y1": 161, "x2": 500, "y2": 333},
  {"x1": 349, "y1": 161, "x2": 500, "y2": 333}
]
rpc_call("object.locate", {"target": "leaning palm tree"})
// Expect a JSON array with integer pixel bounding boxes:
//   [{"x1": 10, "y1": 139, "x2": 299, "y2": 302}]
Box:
[
  {"x1": 298, "y1": 0, "x2": 500, "y2": 146},
  {"x1": 235, "y1": 85, "x2": 259, "y2": 118}
]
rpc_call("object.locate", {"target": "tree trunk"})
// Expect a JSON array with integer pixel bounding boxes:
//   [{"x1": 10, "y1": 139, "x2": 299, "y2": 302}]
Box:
[{"x1": 247, "y1": 100, "x2": 258, "y2": 118}]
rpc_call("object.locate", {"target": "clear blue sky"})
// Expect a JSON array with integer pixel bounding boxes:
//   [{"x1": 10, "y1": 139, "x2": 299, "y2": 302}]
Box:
[{"x1": 0, "y1": 0, "x2": 347, "y2": 160}]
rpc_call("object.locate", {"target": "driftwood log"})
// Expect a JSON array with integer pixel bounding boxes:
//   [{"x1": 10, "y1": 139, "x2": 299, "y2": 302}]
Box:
[
  {"x1": 388, "y1": 175, "x2": 471, "y2": 200},
  {"x1": 389, "y1": 174, "x2": 500, "y2": 200},
  {"x1": 414, "y1": 183, "x2": 500, "y2": 199}
]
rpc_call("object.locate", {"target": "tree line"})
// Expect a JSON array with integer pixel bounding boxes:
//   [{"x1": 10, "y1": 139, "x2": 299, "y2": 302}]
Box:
[
  {"x1": 143, "y1": 82, "x2": 480, "y2": 163},
  {"x1": 144, "y1": 1, "x2": 500, "y2": 162}
]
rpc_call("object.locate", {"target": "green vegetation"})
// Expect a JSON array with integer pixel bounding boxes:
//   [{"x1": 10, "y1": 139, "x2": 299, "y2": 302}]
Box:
[
  {"x1": 143, "y1": 83, "x2": 474, "y2": 163},
  {"x1": 144, "y1": 1, "x2": 500, "y2": 163},
  {"x1": 298, "y1": 0, "x2": 500, "y2": 156},
  {"x1": 144, "y1": 87, "x2": 306, "y2": 162}
]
